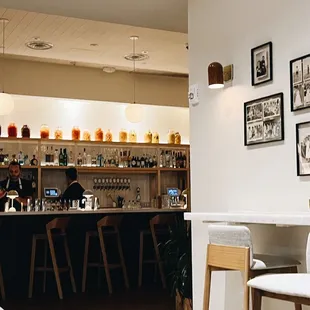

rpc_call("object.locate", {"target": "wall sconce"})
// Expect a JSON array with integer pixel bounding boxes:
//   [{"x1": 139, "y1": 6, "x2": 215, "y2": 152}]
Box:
[{"x1": 208, "y1": 62, "x2": 233, "y2": 89}]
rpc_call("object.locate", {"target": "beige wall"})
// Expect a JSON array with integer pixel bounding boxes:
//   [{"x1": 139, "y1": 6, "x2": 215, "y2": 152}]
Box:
[{"x1": 0, "y1": 58, "x2": 188, "y2": 107}]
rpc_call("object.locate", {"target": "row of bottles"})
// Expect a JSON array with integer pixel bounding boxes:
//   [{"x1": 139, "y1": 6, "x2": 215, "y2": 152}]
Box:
[
  {"x1": 159, "y1": 151, "x2": 187, "y2": 169},
  {"x1": 0, "y1": 149, "x2": 38, "y2": 166},
  {"x1": 2, "y1": 124, "x2": 182, "y2": 144}
]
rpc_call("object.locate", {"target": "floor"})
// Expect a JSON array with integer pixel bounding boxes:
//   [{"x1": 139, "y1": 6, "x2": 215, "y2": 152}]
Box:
[{"x1": 0, "y1": 289, "x2": 174, "y2": 310}]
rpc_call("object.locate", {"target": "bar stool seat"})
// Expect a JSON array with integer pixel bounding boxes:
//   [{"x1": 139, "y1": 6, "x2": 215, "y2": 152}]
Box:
[
  {"x1": 252, "y1": 254, "x2": 301, "y2": 270},
  {"x1": 82, "y1": 215, "x2": 129, "y2": 294},
  {"x1": 248, "y1": 274, "x2": 310, "y2": 298},
  {"x1": 28, "y1": 217, "x2": 76, "y2": 300}
]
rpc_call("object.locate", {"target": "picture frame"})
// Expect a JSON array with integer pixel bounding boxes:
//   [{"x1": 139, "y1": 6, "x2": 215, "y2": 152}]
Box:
[
  {"x1": 296, "y1": 121, "x2": 310, "y2": 176},
  {"x1": 290, "y1": 53, "x2": 310, "y2": 111},
  {"x1": 244, "y1": 92, "x2": 284, "y2": 146},
  {"x1": 251, "y1": 41, "x2": 273, "y2": 86}
]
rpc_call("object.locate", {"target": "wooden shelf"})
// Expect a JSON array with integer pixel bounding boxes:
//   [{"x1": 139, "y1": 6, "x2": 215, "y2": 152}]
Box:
[
  {"x1": 0, "y1": 137, "x2": 189, "y2": 149},
  {"x1": 0, "y1": 165, "x2": 38, "y2": 169},
  {"x1": 159, "y1": 168, "x2": 189, "y2": 172}
]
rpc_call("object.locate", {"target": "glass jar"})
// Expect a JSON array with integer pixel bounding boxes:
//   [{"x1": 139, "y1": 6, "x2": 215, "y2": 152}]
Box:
[
  {"x1": 175, "y1": 132, "x2": 181, "y2": 144},
  {"x1": 167, "y1": 130, "x2": 175, "y2": 144},
  {"x1": 40, "y1": 124, "x2": 50, "y2": 139},
  {"x1": 129, "y1": 130, "x2": 137, "y2": 143},
  {"x1": 72, "y1": 126, "x2": 80, "y2": 141},
  {"x1": 95, "y1": 128, "x2": 104, "y2": 141},
  {"x1": 119, "y1": 129, "x2": 128, "y2": 143},
  {"x1": 152, "y1": 132, "x2": 159, "y2": 144},
  {"x1": 83, "y1": 130, "x2": 91, "y2": 141},
  {"x1": 21, "y1": 125, "x2": 30, "y2": 138},
  {"x1": 144, "y1": 130, "x2": 152, "y2": 143},
  {"x1": 8, "y1": 123, "x2": 17, "y2": 138},
  {"x1": 54, "y1": 127, "x2": 63, "y2": 140},
  {"x1": 105, "y1": 129, "x2": 113, "y2": 142}
]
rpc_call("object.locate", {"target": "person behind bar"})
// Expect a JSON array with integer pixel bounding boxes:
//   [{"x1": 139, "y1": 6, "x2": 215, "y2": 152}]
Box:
[
  {"x1": 62, "y1": 167, "x2": 85, "y2": 204},
  {"x1": 0, "y1": 161, "x2": 33, "y2": 211}
]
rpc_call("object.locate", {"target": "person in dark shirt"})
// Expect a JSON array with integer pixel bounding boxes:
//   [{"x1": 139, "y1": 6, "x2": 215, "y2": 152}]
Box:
[
  {"x1": 61, "y1": 167, "x2": 85, "y2": 204},
  {"x1": 0, "y1": 161, "x2": 33, "y2": 211}
]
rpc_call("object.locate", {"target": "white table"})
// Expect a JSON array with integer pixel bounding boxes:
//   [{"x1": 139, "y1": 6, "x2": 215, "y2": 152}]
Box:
[{"x1": 184, "y1": 211, "x2": 310, "y2": 226}]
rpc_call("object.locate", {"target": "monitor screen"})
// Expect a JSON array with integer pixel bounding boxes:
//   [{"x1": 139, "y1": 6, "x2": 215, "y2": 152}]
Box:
[
  {"x1": 167, "y1": 188, "x2": 179, "y2": 197},
  {"x1": 44, "y1": 188, "x2": 59, "y2": 198}
]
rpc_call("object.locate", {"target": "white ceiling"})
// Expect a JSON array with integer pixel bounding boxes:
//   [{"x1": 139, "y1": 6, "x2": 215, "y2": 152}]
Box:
[
  {"x1": 0, "y1": 0, "x2": 188, "y2": 33},
  {"x1": 0, "y1": 7, "x2": 188, "y2": 75}
]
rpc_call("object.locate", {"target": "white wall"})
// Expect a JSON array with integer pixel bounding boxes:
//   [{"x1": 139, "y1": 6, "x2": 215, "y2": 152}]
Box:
[
  {"x1": 1, "y1": 95, "x2": 189, "y2": 144},
  {"x1": 189, "y1": 0, "x2": 310, "y2": 309}
]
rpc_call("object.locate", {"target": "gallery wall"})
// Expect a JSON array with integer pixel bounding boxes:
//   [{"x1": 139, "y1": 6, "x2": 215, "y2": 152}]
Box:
[{"x1": 189, "y1": 0, "x2": 310, "y2": 309}]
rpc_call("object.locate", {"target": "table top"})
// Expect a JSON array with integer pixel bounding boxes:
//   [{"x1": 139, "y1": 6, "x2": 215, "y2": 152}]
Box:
[
  {"x1": 184, "y1": 211, "x2": 310, "y2": 226},
  {"x1": 0, "y1": 207, "x2": 186, "y2": 216}
]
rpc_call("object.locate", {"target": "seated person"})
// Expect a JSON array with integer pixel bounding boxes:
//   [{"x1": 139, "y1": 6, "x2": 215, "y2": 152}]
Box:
[
  {"x1": 62, "y1": 167, "x2": 85, "y2": 206},
  {"x1": 0, "y1": 161, "x2": 33, "y2": 211}
]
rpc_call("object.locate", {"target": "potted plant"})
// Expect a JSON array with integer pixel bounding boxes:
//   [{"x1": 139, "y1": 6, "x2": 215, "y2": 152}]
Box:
[{"x1": 160, "y1": 216, "x2": 192, "y2": 310}]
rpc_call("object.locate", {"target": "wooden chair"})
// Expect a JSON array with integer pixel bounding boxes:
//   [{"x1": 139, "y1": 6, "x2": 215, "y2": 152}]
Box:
[
  {"x1": 82, "y1": 215, "x2": 129, "y2": 294},
  {"x1": 138, "y1": 214, "x2": 175, "y2": 289},
  {"x1": 28, "y1": 217, "x2": 76, "y2": 300},
  {"x1": 203, "y1": 224, "x2": 301, "y2": 310},
  {"x1": 248, "y1": 233, "x2": 310, "y2": 310}
]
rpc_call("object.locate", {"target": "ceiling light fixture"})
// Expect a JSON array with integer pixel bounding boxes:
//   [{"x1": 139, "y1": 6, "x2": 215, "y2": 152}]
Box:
[
  {"x1": 0, "y1": 18, "x2": 14, "y2": 115},
  {"x1": 26, "y1": 37, "x2": 53, "y2": 50},
  {"x1": 102, "y1": 66, "x2": 116, "y2": 73},
  {"x1": 125, "y1": 35, "x2": 144, "y2": 123}
]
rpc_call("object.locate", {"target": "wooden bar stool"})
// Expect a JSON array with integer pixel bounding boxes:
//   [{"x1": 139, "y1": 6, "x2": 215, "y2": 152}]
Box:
[
  {"x1": 82, "y1": 215, "x2": 129, "y2": 294},
  {"x1": 28, "y1": 217, "x2": 76, "y2": 300},
  {"x1": 138, "y1": 214, "x2": 176, "y2": 289},
  {"x1": 248, "y1": 233, "x2": 310, "y2": 310},
  {"x1": 203, "y1": 224, "x2": 301, "y2": 310}
]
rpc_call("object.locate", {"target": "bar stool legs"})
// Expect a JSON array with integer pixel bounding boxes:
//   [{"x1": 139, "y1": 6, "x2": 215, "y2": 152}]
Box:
[
  {"x1": 0, "y1": 264, "x2": 5, "y2": 301},
  {"x1": 115, "y1": 226, "x2": 129, "y2": 289},
  {"x1": 28, "y1": 234, "x2": 37, "y2": 299}
]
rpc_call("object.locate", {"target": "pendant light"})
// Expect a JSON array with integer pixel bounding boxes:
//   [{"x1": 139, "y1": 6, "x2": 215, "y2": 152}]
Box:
[
  {"x1": 0, "y1": 18, "x2": 14, "y2": 115},
  {"x1": 125, "y1": 35, "x2": 143, "y2": 123}
]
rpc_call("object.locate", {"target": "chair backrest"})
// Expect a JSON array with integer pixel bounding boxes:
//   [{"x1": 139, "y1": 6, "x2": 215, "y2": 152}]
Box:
[
  {"x1": 208, "y1": 224, "x2": 254, "y2": 267},
  {"x1": 97, "y1": 215, "x2": 123, "y2": 228},
  {"x1": 150, "y1": 214, "x2": 175, "y2": 226},
  {"x1": 46, "y1": 217, "x2": 70, "y2": 231}
]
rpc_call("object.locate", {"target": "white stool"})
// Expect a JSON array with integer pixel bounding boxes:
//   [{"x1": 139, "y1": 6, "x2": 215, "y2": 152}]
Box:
[
  {"x1": 203, "y1": 224, "x2": 301, "y2": 310},
  {"x1": 248, "y1": 234, "x2": 310, "y2": 310}
]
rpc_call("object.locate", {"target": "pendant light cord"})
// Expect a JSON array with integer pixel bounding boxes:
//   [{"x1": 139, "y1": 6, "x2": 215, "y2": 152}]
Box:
[
  {"x1": 1, "y1": 19, "x2": 5, "y2": 94},
  {"x1": 132, "y1": 37, "x2": 136, "y2": 105}
]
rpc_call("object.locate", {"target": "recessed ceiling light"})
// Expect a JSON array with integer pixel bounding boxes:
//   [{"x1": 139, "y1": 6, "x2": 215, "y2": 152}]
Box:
[
  {"x1": 90, "y1": 43, "x2": 99, "y2": 47},
  {"x1": 124, "y1": 53, "x2": 149, "y2": 62},
  {"x1": 102, "y1": 66, "x2": 116, "y2": 73},
  {"x1": 25, "y1": 37, "x2": 53, "y2": 50},
  {"x1": 141, "y1": 51, "x2": 148, "y2": 54}
]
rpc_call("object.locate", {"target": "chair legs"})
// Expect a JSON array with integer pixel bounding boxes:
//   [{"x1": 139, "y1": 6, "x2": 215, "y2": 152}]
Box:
[
  {"x1": 252, "y1": 289, "x2": 262, "y2": 310},
  {"x1": 0, "y1": 264, "x2": 5, "y2": 301},
  {"x1": 82, "y1": 232, "x2": 90, "y2": 293},
  {"x1": 63, "y1": 235, "x2": 76, "y2": 293},
  {"x1": 116, "y1": 228, "x2": 129, "y2": 289},
  {"x1": 28, "y1": 235, "x2": 37, "y2": 298},
  {"x1": 203, "y1": 264, "x2": 212, "y2": 310}
]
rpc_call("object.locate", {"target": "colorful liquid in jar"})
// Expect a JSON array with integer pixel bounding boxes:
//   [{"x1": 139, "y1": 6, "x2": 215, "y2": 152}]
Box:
[{"x1": 8, "y1": 123, "x2": 17, "y2": 138}]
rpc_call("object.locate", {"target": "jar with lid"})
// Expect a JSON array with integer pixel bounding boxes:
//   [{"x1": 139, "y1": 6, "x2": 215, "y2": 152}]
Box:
[
  {"x1": 95, "y1": 128, "x2": 104, "y2": 141},
  {"x1": 21, "y1": 125, "x2": 30, "y2": 138},
  {"x1": 40, "y1": 124, "x2": 50, "y2": 139},
  {"x1": 175, "y1": 132, "x2": 181, "y2": 144},
  {"x1": 8, "y1": 123, "x2": 17, "y2": 138},
  {"x1": 72, "y1": 126, "x2": 80, "y2": 141},
  {"x1": 54, "y1": 127, "x2": 63, "y2": 140},
  {"x1": 152, "y1": 132, "x2": 159, "y2": 144},
  {"x1": 167, "y1": 130, "x2": 175, "y2": 144},
  {"x1": 119, "y1": 129, "x2": 128, "y2": 143},
  {"x1": 105, "y1": 129, "x2": 113, "y2": 142},
  {"x1": 144, "y1": 130, "x2": 152, "y2": 143},
  {"x1": 83, "y1": 130, "x2": 91, "y2": 141},
  {"x1": 129, "y1": 130, "x2": 137, "y2": 143}
]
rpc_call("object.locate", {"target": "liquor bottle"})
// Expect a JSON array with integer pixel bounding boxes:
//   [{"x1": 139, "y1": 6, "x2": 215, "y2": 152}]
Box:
[
  {"x1": 86, "y1": 150, "x2": 92, "y2": 167},
  {"x1": 18, "y1": 151, "x2": 24, "y2": 165},
  {"x1": 54, "y1": 149, "x2": 59, "y2": 166},
  {"x1": 50, "y1": 146, "x2": 54, "y2": 164},
  {"x1": 131, "y1": 156, "x2": 137, "y2": 168},
  {"x1": 149, "y1": 154, "x2": 153, "y2": 168},
  {"x1": 159, "y1": 151, "x2": 164, "y2": 168},
  {"x1": 59, "y1": 148, "x2": 64, "y2": 166},
  {"x1": 24, "y1": 154, "x2": 29, "y2": 166},
  {"x1": 31, "y1": 176, "x2": 36, "y2": 195},
  {"x1": 30, "y1": 155, "x2": 38, "y2": 166},
  {"x1": 183, "y1": 153, "x2": 187, "y2": 168},
  {"x1": 136, "y1": 156, "x2": 141, "y2": 168},
  {"x1": 68, "y1": 150, "x2": 74, "y2": 166},
  {"x1": 141, "y1": 155, "x2": 145, "y2": 168},
  {"x1": 77, "y1": 153, "x2": 82, "y2": 166},
  {"x1": 96, "y1": 154, "x2": 101, "y2": 167},
  {"x1": 145, "y1": 154, "x2": 149, "y2": 168},
  {"x1": 82, "y1": 148, "x2": 87, "y2": 166},
  {"x1": 45, "y1": 147, "x2": 50, "y2": 165},
  {"x1": 91, "y1": 150, "x2": 97, "y2": 167},
  {"x1": 11, "y1": 154, "x2": 17, "y2": 162},
  {"x1": 0, "y1": 149, "x2": 4, "y2": 165},
  {"x1": 153, "y1": 154, "x2": 157, "y2": 168},
  {"x1": 63, "y1": 148, "x2": 68, "y2": 166}
]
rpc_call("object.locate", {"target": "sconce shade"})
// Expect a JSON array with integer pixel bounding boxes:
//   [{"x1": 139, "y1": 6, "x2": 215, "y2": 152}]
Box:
[{"x1": 208, "y1": 62, "x2": 224, "y2": 89}]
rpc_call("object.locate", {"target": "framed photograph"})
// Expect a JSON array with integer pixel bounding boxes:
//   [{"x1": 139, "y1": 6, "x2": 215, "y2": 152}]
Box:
[
  {"x1": 251, "y1": 42, "x2": 273, "y2": 86},
  {"x1": 244, "y1": 92, "x2": 284, "y2": 146},
  {"x1": 296, "y1": 121, "x2": 310, "y2": 176},
  {"x1": 290, "y1": 53, "x2": 310, "y2": 111}
]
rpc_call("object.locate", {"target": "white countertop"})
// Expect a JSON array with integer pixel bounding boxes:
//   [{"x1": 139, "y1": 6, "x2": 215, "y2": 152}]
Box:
[{"x1": 184, "y1": 211, "x2": 310, "y2": 226}]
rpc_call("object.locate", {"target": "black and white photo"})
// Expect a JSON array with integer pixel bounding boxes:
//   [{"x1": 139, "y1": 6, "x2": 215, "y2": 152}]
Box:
[
  {"x1": 251, "y1": 42, "x2": 273, "y2": 86},
  {"x1": 290, "y1": 53, "x2": 310, "y2": 111},
  {"x1": 244, "y1": 93, "x2": 284, "y2": 146},
  {"x1": 296, "y1": 121, "x2": 310, "y2": 176}
]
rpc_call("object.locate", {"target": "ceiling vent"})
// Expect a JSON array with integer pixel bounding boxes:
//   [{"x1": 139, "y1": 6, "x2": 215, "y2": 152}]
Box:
[
  {"x1": 124, "y1": 53, "x2": 149, "y2": 62},
  {"x1": 25, "y1": 38, "x2": 53, "y2": 51}
]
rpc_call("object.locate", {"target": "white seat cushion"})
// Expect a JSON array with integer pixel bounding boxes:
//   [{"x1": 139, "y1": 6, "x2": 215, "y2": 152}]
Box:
[
  {"x1": 251, "y1": 254, "x2": 300, "y2": 270},
  {"x1": 248, "y1": 274, "x2": 310, "y2": 298}
]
